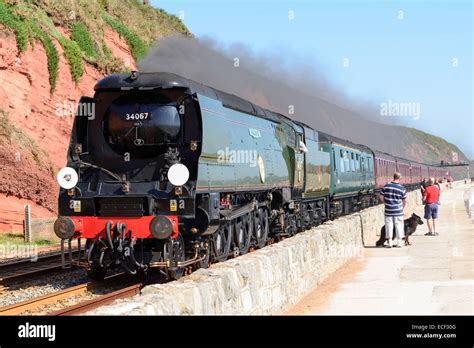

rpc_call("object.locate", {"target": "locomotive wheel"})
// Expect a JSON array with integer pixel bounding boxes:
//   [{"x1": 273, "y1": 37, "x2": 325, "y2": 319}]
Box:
[
  {"x1": 87, "y1": 266, "x2": 107, "y2": 281},
  {"x1": 309, "y1": 203, "x2": 317, "y2": 227},
  {"x1": 212, "y1": 221, "x2": 232, "y2": 262},
  {"x1": 297, "y1": 212, "x2": 305, "y2": 232},
  {"x1": 287, "y1": 214, "x2": 298, "y2": 236},
  {"x1": 164, "y1": 233, "x2": 185, "y2": 280},
  {"x1": 254, "y1": 208, "x2": 269, "y2": 249},
  {"x1": 233, "y1": 214, "x2": 252, "y2": 255},
  {"x1": 296, "y1": 205, "x2": 305, "y2": 232}
]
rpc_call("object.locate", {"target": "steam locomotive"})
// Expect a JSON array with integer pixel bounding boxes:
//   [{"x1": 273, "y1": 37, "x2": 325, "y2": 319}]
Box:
[{"x1": 53, "y1": 72, "x2": 449, "y2": 280}]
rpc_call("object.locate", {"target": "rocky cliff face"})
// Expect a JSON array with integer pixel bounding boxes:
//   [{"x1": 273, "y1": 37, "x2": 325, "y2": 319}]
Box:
[{"x1": 0, "y1": 30, "x2": 104, "y2": 167}]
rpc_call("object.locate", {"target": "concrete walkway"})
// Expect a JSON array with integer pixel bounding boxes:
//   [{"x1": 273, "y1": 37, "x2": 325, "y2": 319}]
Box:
[{"x1": 286, "y1": 184, "x2": 474, "y2": 315}]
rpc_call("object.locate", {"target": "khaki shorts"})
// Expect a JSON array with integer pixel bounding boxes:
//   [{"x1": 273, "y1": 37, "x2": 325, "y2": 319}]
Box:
[{"x1": 384, "y1": 215, "x2": 405, "y2": 239}]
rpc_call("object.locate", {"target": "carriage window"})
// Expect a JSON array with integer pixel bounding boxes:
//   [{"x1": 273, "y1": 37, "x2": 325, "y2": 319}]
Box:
[
  {"x1": 343, "y1": 151, "x2": 350, "y2": 172},
  {"x1": 350, "y1": 153, "x2": 355, "y2": 172}
]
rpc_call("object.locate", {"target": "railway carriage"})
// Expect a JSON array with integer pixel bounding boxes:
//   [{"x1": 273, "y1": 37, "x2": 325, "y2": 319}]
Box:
[
  {"x1": 297, "y1": 123, "x2": 331, "y2": 229},
  {"x1": 421, "y1": 163, "x2": 430, "y2": 181},
  {"x1": 429, "y1": 166, "x2": 448, "y2": 181},
  {"x1": 395, "y1": 157, "x2": 413, "y2": 188},
  {"x1": 319, "y1": 133, "x2": 375, "y2": 217},
  {"x1": 410, "y1": 161, "x2": 423, "y2": 184},
  {"x1": 374, "y1": 151, "x2": 397, "y2": 190}
]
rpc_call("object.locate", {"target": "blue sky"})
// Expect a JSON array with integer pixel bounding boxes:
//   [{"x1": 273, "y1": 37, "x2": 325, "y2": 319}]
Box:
[{"x1": 151, "y1": 0, "x2": 473, "y2": 159}]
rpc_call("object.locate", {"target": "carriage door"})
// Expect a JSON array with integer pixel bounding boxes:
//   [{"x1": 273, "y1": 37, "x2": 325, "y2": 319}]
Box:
[
  {"x1": 360, "y1": 155, "x2": 366, "y2": 190},
  {"x1": 295, "y1": 132, "x2": 305, "y2": 191}
]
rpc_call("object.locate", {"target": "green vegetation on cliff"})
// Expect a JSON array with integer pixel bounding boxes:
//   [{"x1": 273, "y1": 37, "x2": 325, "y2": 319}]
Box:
[
  {"x1": 0, "y1": 1, "x2": 28, "y2": 52},
  {"x1": 71, "y1": 22, "x2": 98, "y2": 59},
  {"x1": 27, "y1": 20, "x2": 60, "y2": 92},
  {"x1": 0, "y1": 0, "x2": 190, "y2": 92},
  {"x1": 102, "y1": 13, "x2": 146, "y2": 60}
]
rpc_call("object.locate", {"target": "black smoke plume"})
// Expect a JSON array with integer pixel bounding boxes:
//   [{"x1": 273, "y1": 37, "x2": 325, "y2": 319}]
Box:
[{"x1": 138, "y1": 35, "x2": 464, "y2": 170}]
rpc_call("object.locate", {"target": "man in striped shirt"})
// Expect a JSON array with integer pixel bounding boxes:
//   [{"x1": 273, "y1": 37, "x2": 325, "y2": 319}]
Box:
[{"x1": 379, "y1": 172, "x2": 407, "y2": 248}]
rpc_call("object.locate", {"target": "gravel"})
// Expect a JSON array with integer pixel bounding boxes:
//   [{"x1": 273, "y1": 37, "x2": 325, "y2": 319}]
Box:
[{"x1": 0, "y1": 268, "x2": 88, "y2": 307}]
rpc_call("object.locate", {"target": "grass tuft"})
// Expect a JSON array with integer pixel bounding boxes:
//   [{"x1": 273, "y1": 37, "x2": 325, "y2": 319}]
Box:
[
  {"x1": 71, "y1": 22, "x2": 98, "y2": 58},
  {"x1": 0, "y1": 110, "x2": 45, "y2": 168},
  {"x1": 57, "y1": 37, "x2": 85, "y2": 83},
  {"x1": 0, "y1": 1, "x2": 28, "y2": 53},
  {"x1": 102, "y1": 13, "x2": 147, "y2": 60},
  {"x1": 0, "y1": 232, "x2": 55, "y2": 246},
  {"x1": 27, "y1": 19, "x2": 59, "y2": 92}
]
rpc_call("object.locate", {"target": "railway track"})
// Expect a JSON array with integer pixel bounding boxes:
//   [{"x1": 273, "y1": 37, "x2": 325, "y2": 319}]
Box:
[
  {"x1": 0, "y1": 272, "x2": 154, "y2": 315},
  {"x1": 51, "y1": 283, "x2": 142, "y2": 315},
  {"x1": 0, "y1": 273, "x2": 134, "y2": 315},
  {"x1": 0, "y1": 250, "x2": 81, "y2": 286}
]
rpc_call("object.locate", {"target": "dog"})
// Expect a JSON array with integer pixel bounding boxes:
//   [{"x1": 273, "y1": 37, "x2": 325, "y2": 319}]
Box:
[{"x1": 376, "y1": 213, "x2": 424, "y2": 247}]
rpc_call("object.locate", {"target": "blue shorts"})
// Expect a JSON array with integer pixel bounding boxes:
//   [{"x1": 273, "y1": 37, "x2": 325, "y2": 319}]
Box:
[{"x1": 424, "y1": 203, "x2": 438, "y2": 219}]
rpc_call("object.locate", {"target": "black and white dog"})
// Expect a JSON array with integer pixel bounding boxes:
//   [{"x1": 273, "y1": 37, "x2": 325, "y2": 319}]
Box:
[{"x1": 376, "y1": 213, "x2": 424, "y2": 247}]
